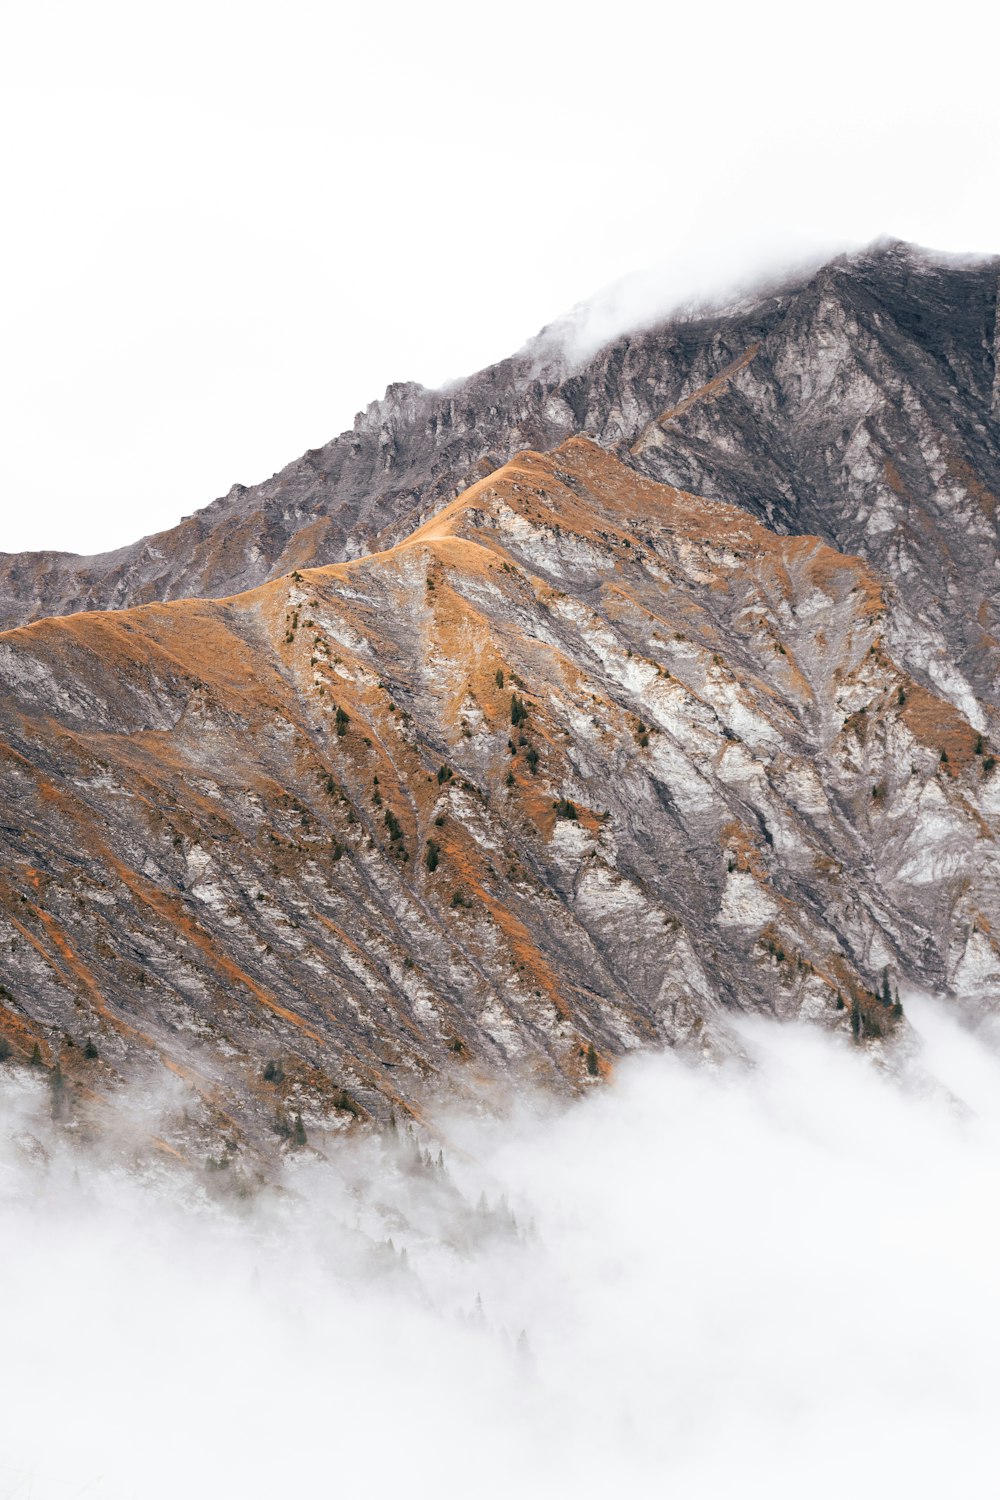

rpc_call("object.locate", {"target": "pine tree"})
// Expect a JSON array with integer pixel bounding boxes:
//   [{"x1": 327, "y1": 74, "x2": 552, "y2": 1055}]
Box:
[
  {"x1": 586, "y1": 1043, "x2": 599, "y2": 1076},
  {"x1": 881, "y1": 968, "x2": 892, "y2": 1008},
  {"x1": 292, "y1": 1113, "x2": 307, "y2": 1148}
]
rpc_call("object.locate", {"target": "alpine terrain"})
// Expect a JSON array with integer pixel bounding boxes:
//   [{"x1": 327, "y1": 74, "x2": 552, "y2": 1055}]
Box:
[{"x1": 1, "y1": 239, "x2": 998, "y2": 1158}]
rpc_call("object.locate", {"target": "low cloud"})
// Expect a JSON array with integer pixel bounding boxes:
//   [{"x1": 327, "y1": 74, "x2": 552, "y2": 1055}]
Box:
[
  {"x1": 534, "y1": 235, "x2": 849, "y2": 371},
  {"x1": 1, "y1": 997, "x2": 997, "y2": 1498}
]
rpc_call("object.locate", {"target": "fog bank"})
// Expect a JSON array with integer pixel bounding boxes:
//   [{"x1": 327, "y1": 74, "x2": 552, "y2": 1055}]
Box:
[{"x1": 2, "y1": 997, "x2": 998, "y2": 1498}]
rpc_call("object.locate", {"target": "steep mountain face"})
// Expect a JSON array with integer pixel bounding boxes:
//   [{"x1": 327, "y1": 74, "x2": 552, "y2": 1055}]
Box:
[
  {"x1": 8, "y1": 243, "x2": 997, "y2": 710},
  {"x1": 632, "y1": 250, "x2": 1000, "y2": 724},
  {"x1": 2, "y1": 439, "x2": 998, "y2": 1152},
  {"x1": 0, "y1": 288, "x2": 790, "y2": 629},
  {"x1": 2, "y1": 240, "x2": 999, "y2": 1159}
]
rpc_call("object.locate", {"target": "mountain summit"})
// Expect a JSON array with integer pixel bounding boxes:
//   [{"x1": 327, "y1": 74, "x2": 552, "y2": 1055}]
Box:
[{"x1": 0, "y1": 241, "x2": 998, "y2": 1155}]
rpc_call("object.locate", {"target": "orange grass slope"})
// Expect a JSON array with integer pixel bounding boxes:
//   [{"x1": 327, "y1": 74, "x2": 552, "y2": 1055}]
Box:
[{"x1": 0, "y1": 439, "x2": 998, "y2": 1156}]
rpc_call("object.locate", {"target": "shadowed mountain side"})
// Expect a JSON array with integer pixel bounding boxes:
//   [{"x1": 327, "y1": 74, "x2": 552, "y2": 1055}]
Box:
[
  {"x1": 4, "y1": 244, "x2": 998, "y2": 741},
  {"x1": 2, "y1": 440, "x2": 998, "y2": 1152},
  {"x1": 631, "y1": 247, "x2": 1000, "y2": 719},
  {"x1": 0, "y1": 293, "x2": 792, "y2": 626}
]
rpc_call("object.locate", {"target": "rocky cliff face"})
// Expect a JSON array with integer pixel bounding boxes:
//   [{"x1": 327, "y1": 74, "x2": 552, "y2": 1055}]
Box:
[
  {"x1": 0, "y1": 300, "x2": 787, "y2": 628},
  {"x1": 3, "y1": 243, "x2": 997, "y2": 735},
  {"x1": 1, "y1": 240, "x2": 999, "y2": 1160},
  {"x1": 632, "y1": 249, "x2": 1000, "y2": 729},
  {"x1": 2, "y1": 436, "x2": 998, "y2": 1156}
]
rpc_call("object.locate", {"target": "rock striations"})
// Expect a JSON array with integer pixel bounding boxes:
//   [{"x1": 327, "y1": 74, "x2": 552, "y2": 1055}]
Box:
[{"x1": 0, "y1": 240, "x2": 999, "y2": 1155}]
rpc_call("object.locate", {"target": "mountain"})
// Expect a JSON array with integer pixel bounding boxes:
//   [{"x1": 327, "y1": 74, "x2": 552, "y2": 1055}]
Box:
[
  {"x1": 1, "y1": 239, "x2": 999, "y2": 1157},
  {"x1": 6, "y1": 242, "x2": 998, "y2": 733},
  {"x1": 0, "y1": 279, "x2": 795, "y2": 630},
  {"x1": 2, "y1": 428, "x2": 998, "y2": 1154}
]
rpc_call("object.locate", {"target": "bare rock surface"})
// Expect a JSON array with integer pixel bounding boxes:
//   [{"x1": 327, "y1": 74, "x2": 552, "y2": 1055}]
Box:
[
  {"x1": 2, "y1": 240, "x2": 1000, "y2": 1157},
  {"x1": 5, "y1": 241, "x2": 998, "y2": 732},
  {"x1": 2, "y1": 439, "x2": 997, "y2": 1150}
]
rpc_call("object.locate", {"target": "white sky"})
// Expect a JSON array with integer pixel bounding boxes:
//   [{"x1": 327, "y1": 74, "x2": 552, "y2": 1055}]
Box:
[{"x1": 1, "y1": 0, "x2": 997, "y2": 555}]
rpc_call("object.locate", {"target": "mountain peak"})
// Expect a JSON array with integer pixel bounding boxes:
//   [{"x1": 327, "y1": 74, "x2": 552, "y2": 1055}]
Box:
[
  {"x1": 0, "y1": 436, "x2": 941, "y2": 1145},
  {"x1": 1, "y1": 245, "x2": 999, "y2": 1152}
]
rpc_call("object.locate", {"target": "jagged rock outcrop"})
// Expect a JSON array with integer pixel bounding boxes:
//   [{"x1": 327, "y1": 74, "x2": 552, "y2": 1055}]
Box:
[
  {"x1": 6, "y1": 243, "x2": 997, "y2": 730},
  {"x1": 2, "y1": 440, "x2": 998, "y2": 1150},
  {"x1": 631, "y1": 249, "x2": 1000, "y2": 725},
  {"x1": 0, "y1": 302, "x2": 788, "y2": 627}
]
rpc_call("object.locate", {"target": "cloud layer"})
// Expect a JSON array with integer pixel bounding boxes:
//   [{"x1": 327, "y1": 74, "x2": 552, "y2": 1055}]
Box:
[{"x1": 2, "y1": 997, "x2": 998, "y2": 1498}]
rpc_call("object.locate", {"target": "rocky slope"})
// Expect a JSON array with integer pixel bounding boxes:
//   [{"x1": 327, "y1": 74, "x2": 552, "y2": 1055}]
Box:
[
  {"x1": 2, "y1": 439, "x2": 998, "y2": 1155},
  {"x1": 0, "y1": 288, "x2": 791, "y2": 629},
  {"x1": 5, "y1": 243, "x2": 998, "y2": 735}
]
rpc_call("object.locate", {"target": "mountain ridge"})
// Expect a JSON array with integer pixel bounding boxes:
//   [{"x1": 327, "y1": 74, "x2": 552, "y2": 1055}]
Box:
[
  {"x1": 2, "y1": 434, "x2": 998, "y2": 1157},
  {"x1": 3, "y1": 242, "x2": 997, "y2": 740},
  {"x1": 2, "y1": 241, "x2": 1000, "y2": 1161},
  {"x1": 0, "y1": 247, "x2": 873, "y2": 624}
]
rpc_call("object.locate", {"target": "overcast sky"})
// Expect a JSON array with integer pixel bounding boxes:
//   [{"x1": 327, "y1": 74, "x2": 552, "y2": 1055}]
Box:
[{"x1": 1, "y1": 0, "x2": 997, "y2": 554}]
